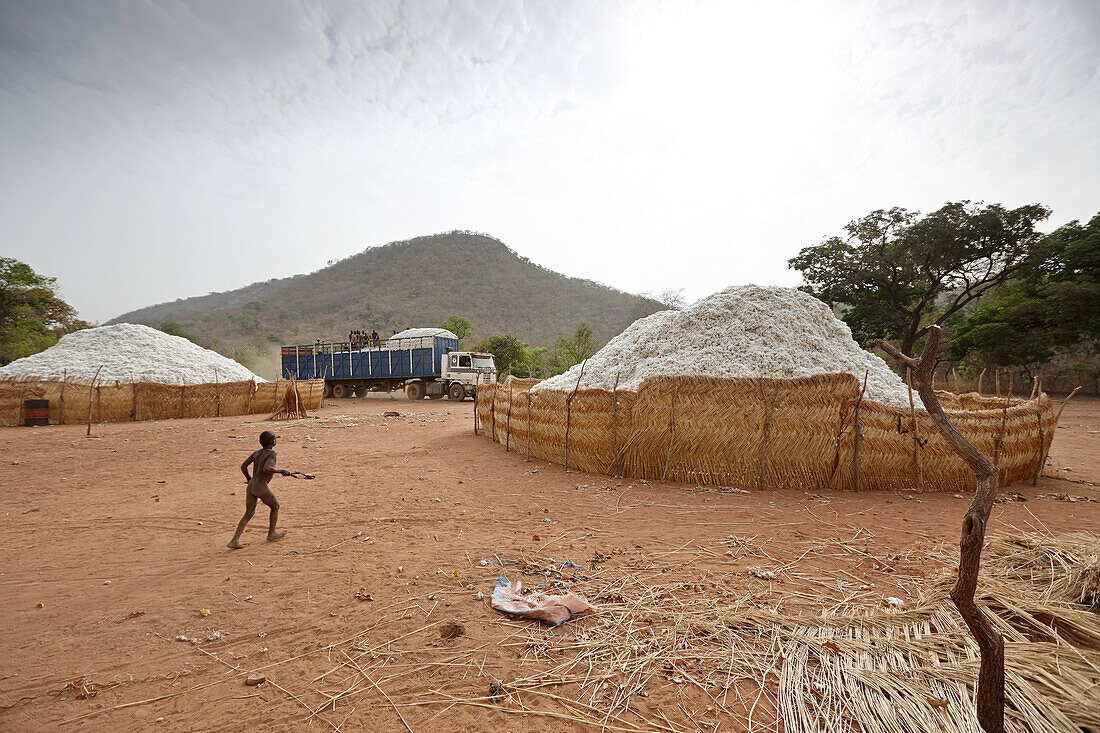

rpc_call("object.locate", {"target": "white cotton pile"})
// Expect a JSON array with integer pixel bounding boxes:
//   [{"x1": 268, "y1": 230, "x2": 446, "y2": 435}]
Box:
[
  {"x1": 384, "y1": 327, "x2": 458, "y2": 350},
  {"x1": 0, "y1": 323, "x2": 266, "y2": 384},
  {"x1": 532, "y1": 285, "x2": 919, "y2": 408}
]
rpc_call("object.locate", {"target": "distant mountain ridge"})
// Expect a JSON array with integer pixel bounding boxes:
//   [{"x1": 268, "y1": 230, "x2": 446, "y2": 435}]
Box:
[{"x1": 109, "y1": 231, "x2": 663, "y2": 378}]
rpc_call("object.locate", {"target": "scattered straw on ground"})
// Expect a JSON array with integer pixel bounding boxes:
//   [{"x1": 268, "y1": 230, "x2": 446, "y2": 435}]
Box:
[{"x1": 390, "y1": 531, "x2": 1100, "y2": 732}]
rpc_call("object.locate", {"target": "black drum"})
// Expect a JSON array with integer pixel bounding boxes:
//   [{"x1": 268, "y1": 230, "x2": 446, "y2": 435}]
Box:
[{"x1": 23, "y1": 399, "x2": 49, "y2": 427}]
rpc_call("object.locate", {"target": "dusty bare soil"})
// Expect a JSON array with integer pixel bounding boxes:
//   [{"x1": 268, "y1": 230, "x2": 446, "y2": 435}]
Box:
[{"x1": 1, "y1": 393, "x2": 1097, "y2": 732}]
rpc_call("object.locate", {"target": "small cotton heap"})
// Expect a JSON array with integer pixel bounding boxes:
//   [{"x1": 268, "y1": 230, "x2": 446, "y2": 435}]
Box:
[
  {"x1": 0, "y1": 323, "x2": 265, "y2": 384},
  {"x1": 384, "y1": 327, "x2": 458, "y2": 350},
  {"x1": 533, "y1": 285, "x2": 920, "y2": 408}
]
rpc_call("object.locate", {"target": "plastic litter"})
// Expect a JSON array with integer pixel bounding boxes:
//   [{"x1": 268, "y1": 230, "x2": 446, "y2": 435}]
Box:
[{"x1": 490, "y1": 575, "x2": 594, "y2": 626}]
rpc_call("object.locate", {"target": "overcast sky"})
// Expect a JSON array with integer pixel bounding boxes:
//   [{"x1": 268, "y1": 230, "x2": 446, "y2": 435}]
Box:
[{"x1": 2, "y1": 0, "x2": 1098, "y2": 323}]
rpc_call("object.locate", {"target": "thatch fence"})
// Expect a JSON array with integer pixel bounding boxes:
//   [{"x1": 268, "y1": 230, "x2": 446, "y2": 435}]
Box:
[
  {"x1": 0, "y1": 377, "x2": 325, "y2": 426},
  {"x1": 477, "y1": 373, "x2": 1057, "y2": 492}
]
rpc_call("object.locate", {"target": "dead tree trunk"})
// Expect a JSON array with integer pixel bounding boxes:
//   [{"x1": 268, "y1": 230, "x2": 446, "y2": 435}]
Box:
[{"x1": 878, "y1": 326, "x2": 1004, "y2": 733}]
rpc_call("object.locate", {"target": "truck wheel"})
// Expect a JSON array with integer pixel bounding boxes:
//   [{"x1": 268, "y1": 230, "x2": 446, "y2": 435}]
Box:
[
  {"x1": 448, "y1": 383, "x2": 465, "y2": 401},
  {"x1": 324, "y1": 383, "x2": 334, "y2": 398},
  {"x1": 332, "y1": 383, "x2": 352, "y2": 399},
  {"x1": 406, "y1": 382, "x2": 424, "y2": 400}
]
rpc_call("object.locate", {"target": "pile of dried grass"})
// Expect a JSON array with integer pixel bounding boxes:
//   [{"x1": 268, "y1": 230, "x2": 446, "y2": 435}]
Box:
[
  {"x1": 1067, "y1": 557, "x2": 1100, "y2": 607},
  {"x1": 428, "y1": 532, "x2": 1100, "y2": 732},
  {"x1": 985, "y1": 531, "x2": 1100, "y2": 608}
]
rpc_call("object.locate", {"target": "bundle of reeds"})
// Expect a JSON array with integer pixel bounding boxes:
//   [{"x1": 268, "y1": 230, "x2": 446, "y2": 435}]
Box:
[{"x1": 984, "y1": 532, "x2": 1100, "y2": 608}]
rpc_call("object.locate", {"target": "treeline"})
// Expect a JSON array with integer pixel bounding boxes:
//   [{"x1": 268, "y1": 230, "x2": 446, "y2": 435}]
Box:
[
  {"x1": 791, "y1": 202, "x2": 1099, "y2": 395},
  {"x1": 0, "y1": 257, "x2": 89, "y2": 365}
]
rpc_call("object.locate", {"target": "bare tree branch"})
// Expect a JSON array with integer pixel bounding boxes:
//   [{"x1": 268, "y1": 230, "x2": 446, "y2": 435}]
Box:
[{"x1": 877, "y1": 326, "x2": 1004, "y2": 733}]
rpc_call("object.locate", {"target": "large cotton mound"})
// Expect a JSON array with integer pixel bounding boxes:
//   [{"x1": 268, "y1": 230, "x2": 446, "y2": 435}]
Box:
[
  {"x1": 0, "y1": 324, "x2": 266, "y2": 384},
  {"x1": 533, "y1": 285, "x2": 919, "y2": 408}
]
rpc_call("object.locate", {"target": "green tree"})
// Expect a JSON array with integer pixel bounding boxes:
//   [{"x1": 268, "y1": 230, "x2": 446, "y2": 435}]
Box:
[
  {"x1": 0, "y1": 257, "x2": 89, "y2": 365},
  {"x1": 158, "y1": 320, "x2": 199, "y2": 343},
  {"x1": 551, "y1": 322, "x2": 600, "y2": 374},
  {"x1": 526, "y1": 346, "x2": 549, "y2": 379},
  {"x1": 949, "y1": 213, "x2": 1100, "y2": 369},
  {"x1": 440, "y1": 315, "x2": 473, "y2": 344},
  {"x1": 789, "y1": 201, "x2": 1051, "y2": 355},
  {"x1": 474, "y1": 333, "x2": 543, "y2": 378}
]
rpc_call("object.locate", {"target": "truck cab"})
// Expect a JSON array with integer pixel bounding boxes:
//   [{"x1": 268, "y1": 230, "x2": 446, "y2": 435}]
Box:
[{"x1": 436, "y1": 352, "x2": 496, "y2": 400}]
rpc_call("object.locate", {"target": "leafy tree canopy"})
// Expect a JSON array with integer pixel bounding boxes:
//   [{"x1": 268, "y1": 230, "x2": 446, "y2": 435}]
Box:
[
  {"x1": 949, "y1": 213, "x2": 1100, "y2": 368},
  {"x1": 0, "y1": 257, "x2": 89, "y2": 365},
  {"x1": 473, "y1": 333, "x2": 547, "y2": 379},
  {"x1": 551, "y1": 322, "x2": 600, "y2": 374},
  {"x1": 439, "y1": 315, "x2": 473, "y2": 344},
  {"x1": 789, "y1": 201, "x2": 1051, "y2": 354}
]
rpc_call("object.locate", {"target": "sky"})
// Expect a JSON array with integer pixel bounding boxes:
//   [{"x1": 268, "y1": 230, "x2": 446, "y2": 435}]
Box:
[{"x1": 2, "y1": 0, "x2": 1098, "y2": 323}]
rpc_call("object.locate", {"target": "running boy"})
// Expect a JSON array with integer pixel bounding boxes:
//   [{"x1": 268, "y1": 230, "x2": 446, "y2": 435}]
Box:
[{"x1": 228, "y1": 430, "x2": 291, "y2": 549}]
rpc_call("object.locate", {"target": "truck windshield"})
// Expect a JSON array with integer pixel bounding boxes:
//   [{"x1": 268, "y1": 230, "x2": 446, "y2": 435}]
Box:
[{"x1": 473, "y1": 356, "x2": 495, "y2": 369}]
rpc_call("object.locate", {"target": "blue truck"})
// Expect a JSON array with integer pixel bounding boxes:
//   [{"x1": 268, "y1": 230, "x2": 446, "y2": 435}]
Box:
[{"x1": 281, "y1": 330, "x2": 496, "y2": 401}]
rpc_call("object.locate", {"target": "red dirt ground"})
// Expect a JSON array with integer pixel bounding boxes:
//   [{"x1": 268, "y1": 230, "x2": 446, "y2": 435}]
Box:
[{"x1": 1, "y1": 393, "x2": 1097, "y2": 732}]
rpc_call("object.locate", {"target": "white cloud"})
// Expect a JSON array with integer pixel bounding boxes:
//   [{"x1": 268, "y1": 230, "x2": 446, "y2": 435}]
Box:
[{"x1": 0, "y1": 0, "x2": 1096, "y2": 323}]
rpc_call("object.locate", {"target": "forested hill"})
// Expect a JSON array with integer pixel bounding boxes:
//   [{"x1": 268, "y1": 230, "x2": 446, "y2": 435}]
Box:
[{"x1": 109, "y1": 231, "x2": 663, "y2": 375}]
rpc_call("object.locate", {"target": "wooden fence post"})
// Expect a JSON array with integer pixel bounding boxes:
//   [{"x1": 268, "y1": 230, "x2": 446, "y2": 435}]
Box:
[
  {"x1": 611, "y1": 373, "x2": 621, "y2": 479},
  {"x1": 907, "y1": 368, "x2": 923, "y2": 493},
  {"x1": 564, "y1": 360, "x2": 587, "y2": 471},
  {"x1": 1035, "y1": 386, "x2": 1080, "y2": 482},
  {"x1": 246, "y1": 379, "x2": 255, "y2": 414},
  {"x1": 757, "y1": 381, "x2": 781, "y2": 490},
  {"x1": 1032, "y1": 396, "x2": 1045, "y2": 485},
  {"x1": 993, "y1": 373, "x2": 1013, "y2": 474},
  {"x1": 661, "y1": 383, "x2": 680, "y2": 483},
  {"x1": 525, "y1": 392, "x2": 532, "y2": 460},
  {"x1": 473, "y1": 373, "x2": 480, "y2": 435},
  {"x1": 489, "y1": 382, "x2": 497, "y2": 443},
  {"x1": 853, "y1": 370, "x2": 868, "y2": 491},
  {"x1": 59, "y1": 370, "x2": 66, "y2": 424},
  {"x1": 86, "y1": 366, "x2": 103, "y2": 436},
  {"x1": 505, "y1": 383, "x2": 513, "y2": 452}
]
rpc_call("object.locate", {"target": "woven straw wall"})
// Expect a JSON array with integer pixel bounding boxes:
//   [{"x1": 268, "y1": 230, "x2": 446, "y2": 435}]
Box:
[
  {"x1": 0, "y1": 378, "x2": 324, "y2": 426},
  {"x1": 476, "y1": 373, "x2": 1057, "y2": 493}
]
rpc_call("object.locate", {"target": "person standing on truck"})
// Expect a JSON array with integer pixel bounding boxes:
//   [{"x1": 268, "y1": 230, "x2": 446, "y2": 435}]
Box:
[
  {"x1": 370, "y1": 329, "x2": 379, "y2": 347},
  {"x1": 228, "y1": 430, "x2": 291, "y2": 549}
]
